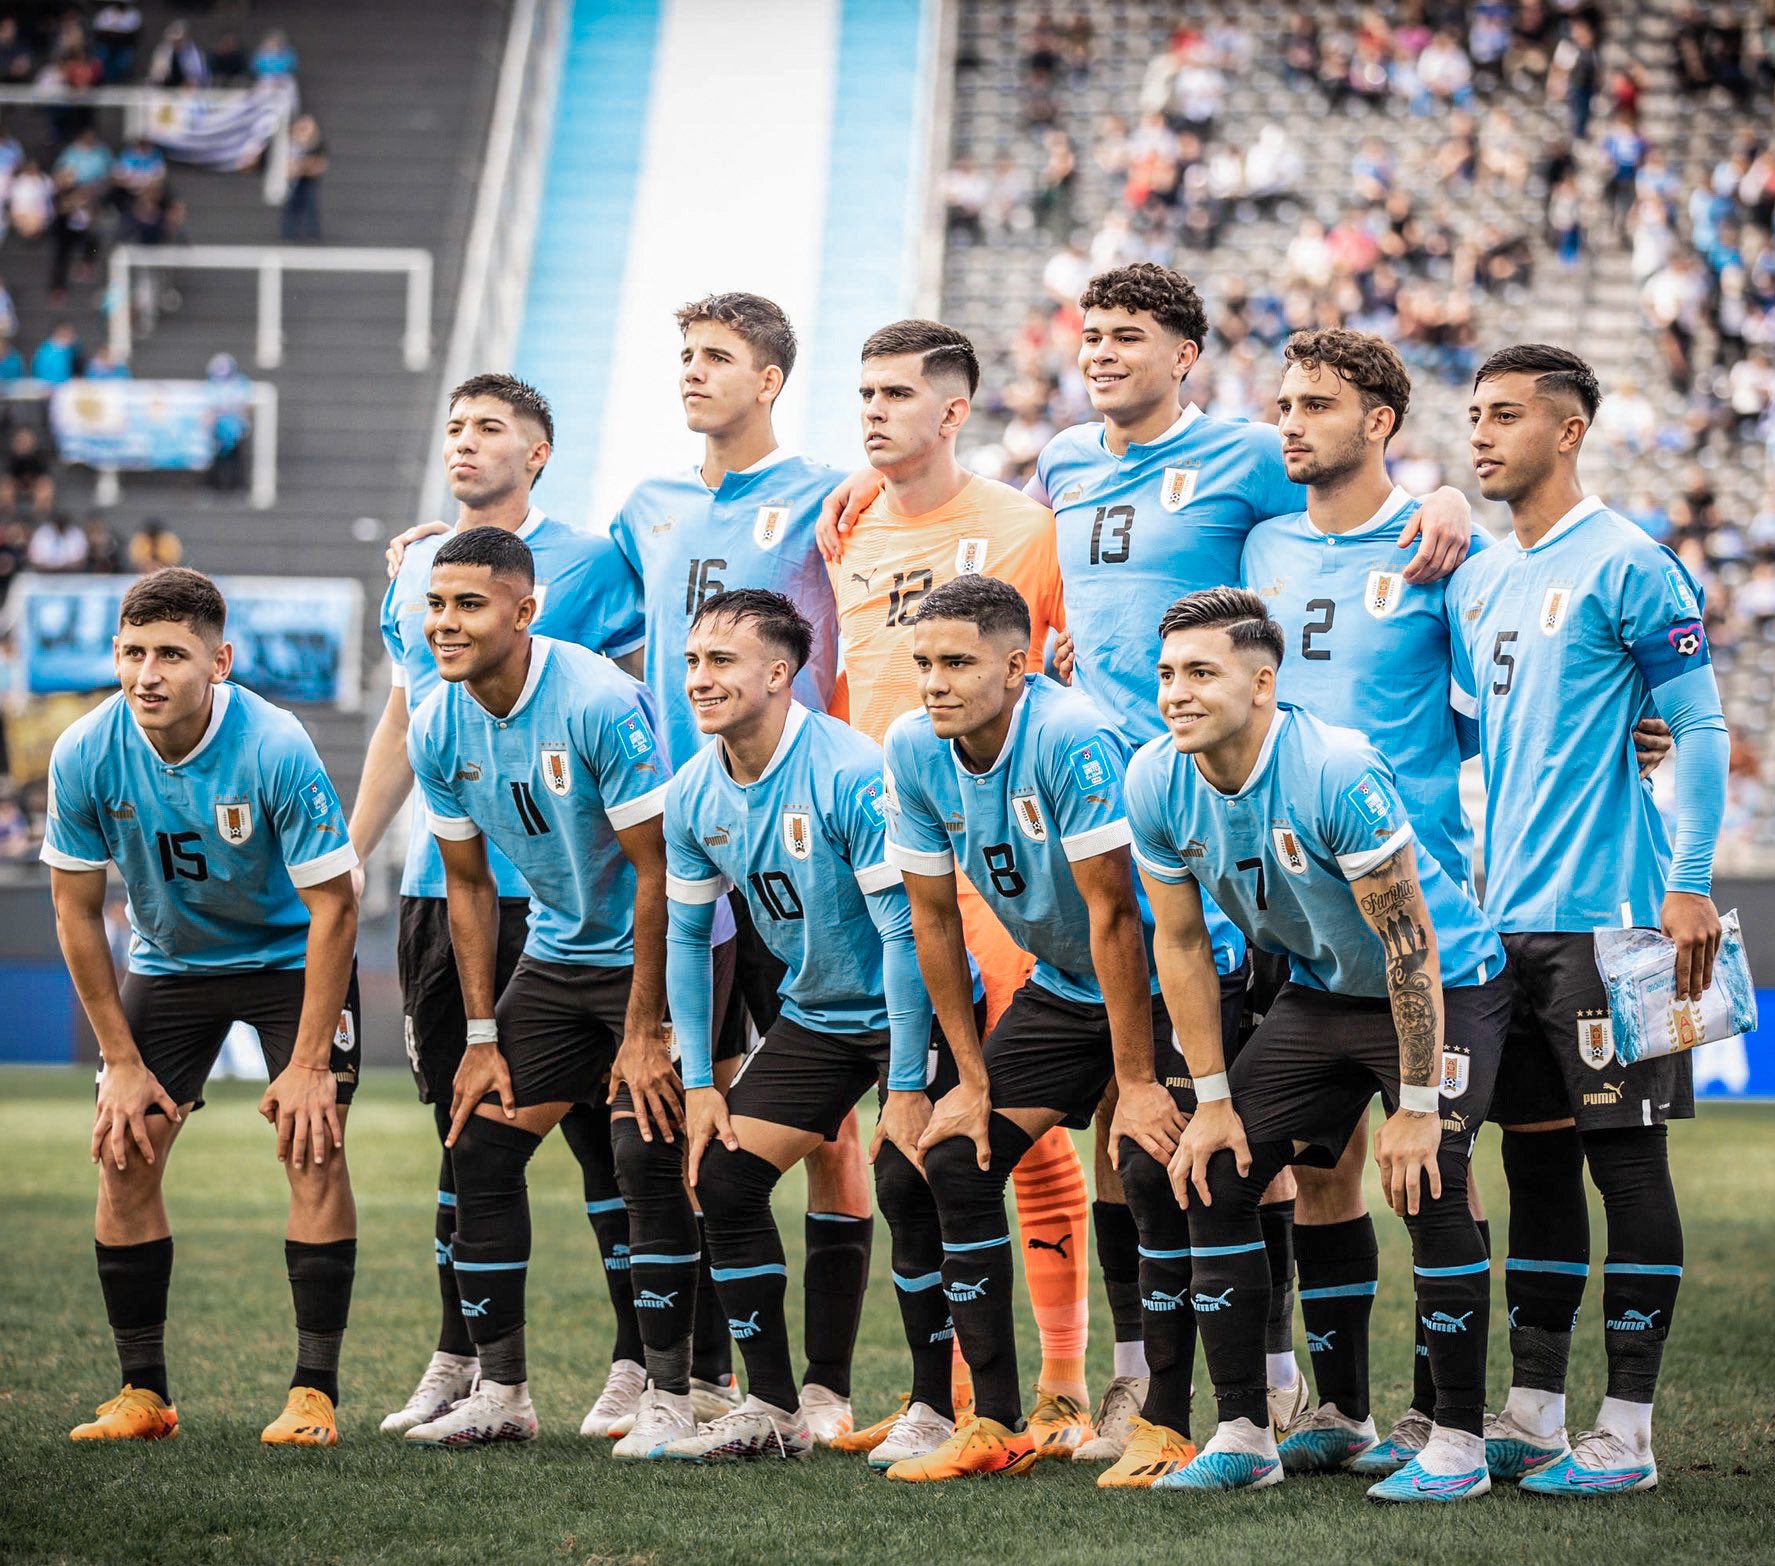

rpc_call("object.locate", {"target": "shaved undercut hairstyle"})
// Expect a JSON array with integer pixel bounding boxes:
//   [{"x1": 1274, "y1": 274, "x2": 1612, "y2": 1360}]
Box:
[
  {"x1": 861, "y1": 319, "x2": 981, "y2": 396},
  {"x1": 1158, "y1": 586, "x2": 1286, "y2": 667},
  {"x1": 692, "y1": 588, "x2": 814, "y2": 674},
  {"x1": 432, "y1": 525, "x2": 536, "y2": 590},
  {"x1": 912, "y1": 573, "x2": 1032, "y2": 645},
  {"x1": 1473, "y1": 343, "x2": 1602, "y2": 422},
  {"x1": 119, "y1": 567, "x2": 227, "y2": 643}
]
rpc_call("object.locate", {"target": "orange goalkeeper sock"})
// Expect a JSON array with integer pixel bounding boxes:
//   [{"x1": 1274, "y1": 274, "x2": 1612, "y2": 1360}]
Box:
[{"x1": 1012, "y1": 1125, "x2": 1090, "y2": 1403}]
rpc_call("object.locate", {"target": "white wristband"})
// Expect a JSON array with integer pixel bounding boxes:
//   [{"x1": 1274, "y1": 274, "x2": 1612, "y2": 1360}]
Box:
[
  {"x1": 1194, "y1": 1071, "x2": 1231, "y2": 1103},
  {"x1": 1399, "y1": 1083, "x2": 1440, "y2": 1115},
  {"x1": 465, "y1": 1018, "x2": 498, "y2": 1046}
]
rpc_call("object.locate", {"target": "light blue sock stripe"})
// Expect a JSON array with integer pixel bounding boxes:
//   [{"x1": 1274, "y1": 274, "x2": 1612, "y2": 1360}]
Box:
[
  {"x1": 807, "y1": 1211, "x2": 870, "y2": 1222},
  {"x1": 1603, "y1": 1262, "x2": 1684, "y2": 1277},
  {"x1": 710, "y1": 1263, "x2": 789, "y2": 1282},
  {"x1": 943, "y1": 1234, "x2": 1011, "y2": 1253},
  {"x1": 1414, "y1": 1260, "x2": 1490, "y2": 1277},
  {"x1": 1138, "y1": 1245, "x2": 1191, "y2": 1259},
  {"x1": 453, "y1": 1258, "x2": 527, "y2": 1273},
  {"x1": 1190, "y1": 1240, "x2": 1267, "y2": 1257},
  {"x1": 893, "y1": 1270, "x2": 944, "y2": 1293},
  {"x1": 585, "y1": 1197, "x2": 625, "y2": 1215},
  {"x1": 630, "y1": 1251, "x2": 700, "y2": 1267},
  {"x1": 1299, "y1": 1282, "x2": 1378, "y2": 1300},
  {"x1": 436, "y1": 1191, "x2": 457, "y2": 1208},
  {"x1": 1506, "y1": 1257, "x2": 1590, "y2": 1276}
]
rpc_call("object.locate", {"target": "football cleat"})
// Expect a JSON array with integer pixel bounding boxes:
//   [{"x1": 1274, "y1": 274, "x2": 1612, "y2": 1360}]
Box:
[
  {"x1": 1268, "y1": 1373, "x2": 1309, "y2": 1439},
  {"x1": 799, "y1": 1382, "x2": 853, "y2": 1446},
  {"x1": 665, "y1": 1395, "x2": 812, "y2": 1462},
  {"x1": 611, "y1": 1383, "x2": 695, "y2": 1460},
  {"x1": 1072, "y1": 1375, "x2": 1149, "y2": 1462},
  {"x1": 1153, "y1": 1419, "x2": 1282, "y2": 1492},
  {"x1": 1367, "y1": 1455, "x2": 1492, "y2": 1503},
  {"x1": 261, "y1": 1386, "x2": 339, "y2": 1447},
  {"x1": 1484, "y1": 1407, "x2": 1571, "y2": 1481},
  {"x1": 688, "y1": 1372, "x2": 743, "y2": 1426},
  {"x1": 1351, "y1": 1408, "x2": 1432, "y2": 1475},
  {"x1": 405, "y1": 1380, "x2": 537, "y2": 1447},
  {"x1": 1278, "y1": 1403, "x2": 1378, "y2": 1472},
  {"x1": 1097, "y1": 1417, "x2": 1198, "y2": 1488},
  {"x1": 70, "y1": 1384, "x2": 179, "y2": 1442},
  {"x1": 1519, "y1": 1428, "x2": 1657, "y2": 1497},
  {"x1": 868, "y1": 1401, "x2": 957, "y2": 1469},
  {"x1": 883, "y1": 1416, "x2": 1037, "y2": 1481},
  {"x1": 1027, "y1": 1385, "x2": 1094, "y2": 1459},
  {"x1": 833, "y1": 1393, "x2": 911, "y2": 1454},
  {"x1": 580, "y1": 1358, "x2": 646, "y2": 1439},
  {"x1": 380, "y1": 1352, "x2": 477, "y2": 1435}
]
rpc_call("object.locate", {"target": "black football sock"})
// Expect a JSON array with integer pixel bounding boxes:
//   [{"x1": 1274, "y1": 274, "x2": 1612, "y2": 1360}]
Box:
[
  {"x1": 696, "y1": 1143, "x2": 796, "y2": 1413},
  {"x1": 1294, "y1": 1214, "x2": 1378, "y2": 1420},
  {"x1": 558, "y1": 1101, "x2": 644, "y2": 1368},
  {"x1": 450, "y1": 1117, "x2": 540, "y2": 1380},
  {"x1": 1092, "y1": 1198, "x2": 1144, "y2": 1352},
  {"x1": 286, "y1": 1237, "x2": 356, "y2": 1406},
  {"x1": 1188, "y1": 1145, "x2": 1285, "y2": 1430},
  {"x1": 1259, "y1": 1199, "x2": 1297, "y2": 1359},
  {"x1": 1118, "y1": 1142, "x2": 1193, "y2": 1436},
  {"x1": 1406, "y1": 1160, "x2": 1488, "y2": 1438},
  {"x1": 691, "y1": 1216, "x2": 734, "y2": 1384},
  {"x1": 1502, "y1": 1127, "x2": 1589, "y2": 1395},
  {"x1": 430, "y1": 1105, "x2": 474, "y2": 1358},
  {"x1": 803, "y1": 1211, "x2": 872, "y2": 1398},
  {"x1": 96, "y1": 1236, "x2": 172, "y2": 1402},
  {"x1": 1416, "y1": 1216, "x2": 1488, "y2": 1416},
  {"x1": 611, "y1": 1113, "x2": 699, "y2": 1395},
  {"x1": 875, "y1": 1139, "x2": 953, "y2": 1419},
  {"x1": 1586, "y1": 1126, "x2": 1683, "y2": 1405}
]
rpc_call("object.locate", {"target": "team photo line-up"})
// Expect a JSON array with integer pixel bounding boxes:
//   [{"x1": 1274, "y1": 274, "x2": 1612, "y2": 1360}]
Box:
[{"x1": 47, "y1": 262, "x2": 1724, "y2": 1505}]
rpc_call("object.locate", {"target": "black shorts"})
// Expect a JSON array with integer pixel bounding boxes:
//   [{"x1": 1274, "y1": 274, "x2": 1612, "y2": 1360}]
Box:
[
  {"x1": 116, "y1": 966, "x2": 362, "y2": 1114},
  {"x1": 1489, "y1": 931, "x2": 1695, "y2": 1132},
  {"x1": 723, "y1": 999, "x2": 986, "y2": 1140},
  {"x1": 398, "y1": 893, "x2": 530, "y2": 1104},
  {"x1": 729, "y1": 889, "x2": 788, "y2": 1035},
  {"x1": 1155, "y1": 963, "x2": 1252, "y2": 1106},
  {"x1": 1231, "y1": 975, "x2": 1513, "y2": 1166},
  {"x1": 710, "y1": 932, "x2": 747, "y2": 1065},
  {"x1": 1240, "y1": 947, "x2": 1289, "y2": 1042},
  {"x1": 493, "y1": 955, "x2": 631, "y2": 1109}
]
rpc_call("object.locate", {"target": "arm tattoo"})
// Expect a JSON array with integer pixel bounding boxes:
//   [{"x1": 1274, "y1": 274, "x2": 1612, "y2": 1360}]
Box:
[{"x1": 1376, "y1": 892, "x2": 1438, "y2": 1088}]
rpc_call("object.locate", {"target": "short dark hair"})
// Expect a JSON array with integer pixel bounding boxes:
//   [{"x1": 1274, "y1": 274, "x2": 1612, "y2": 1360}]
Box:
[
  {"x1": 691, "y1": 588, "x2": 813, "y2": 674},
  {"x1": 861, "y1": 319, "x2": 981, "y2": 396},
  {"x1": 1079, "y1": 263, "x2": 1208, "y2": 348},
  {"x1": 432, "y1": 526, "x2": 536, "y2": 589},
  {"x1": 1283, "y1": 328, "x2": 1411, "y2": 442},
  {"x1": 1473, "y1": 343, "x2": 1601, "y2": 422},
  {"x1": 675, "y1": 292, "x2": 798, "y2": 387},
  {"x1": 911, "y1": 574, "x2": 1031, "y2": 645},
  {"x1": 119, "y1": 567, "x2": 226, "y2": 642},
  {"x1": 447, "y1": 372, "x2": 555, "y2": 448},
  {"x1": 1157, "y1": 587, "x2": 1285, "y2": 667}
]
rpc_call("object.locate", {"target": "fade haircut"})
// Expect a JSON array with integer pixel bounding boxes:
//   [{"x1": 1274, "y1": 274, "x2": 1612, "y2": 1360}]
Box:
[
  {"x1": 675, "y1": 291, "x2": 799, "y2": 388},
  {"x1": 1158, "y1": 586, "x2": 1286, "y2": 668},
  {"x1": 912, "y1": 574, "x2": 1032, "y2": 645},
  {"x1": 448, "y1": 372, "x2": 555, "y2": 448},
  {"x1": 1080, "y1": 263, "x2": 1208, "y2": 348},
  {"x1": 432, "y1": 526, "x2": 536, "y2": 590},
  {"x1": 1473, "y1": 343, "x2": 1602, "y2": 422},
  {"x1": 861, "y1": 319, "x2": 981, "y2": 396},
  {"x1": 691, "y1": 588, "x2": 813, "y2": 674},
  {"x1": 1283, "y1": 328, "x2": 1411, "y2": 442},
  {"x1": 119, "y1": 567, "x2": 227, "y2": 643}
]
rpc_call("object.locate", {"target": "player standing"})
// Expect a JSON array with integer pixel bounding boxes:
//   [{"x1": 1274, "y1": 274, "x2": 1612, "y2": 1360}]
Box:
[
  {"x1": 1449, "y1": 346, "x2": 1728, "y2": 1495},
  {"x1": 48, "y1": 568, "x2": 361, "y2": 1447}
]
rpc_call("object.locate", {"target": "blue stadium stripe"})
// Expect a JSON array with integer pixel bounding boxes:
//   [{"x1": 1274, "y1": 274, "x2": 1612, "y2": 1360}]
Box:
[
  {"x1": 1190, "y1": 1240, "x2": 1267, "y2": 1257},
  {"x1": 452, "y1": 1258, "x2": 527, "y2": 1272},
  {"x1": 1414, "y1": 1260, "x2": 1491, "y2": 1277},
  {"x1": 585, "y1": 1197, "x2": 625, "y2": 1215},
  {"x1": 893, "y1": 1270, "x2": 944, "y2": 1293},
  {"x1": 1138, "y1": 1245, "x2": 1191, "y2": 1260},
  {"x1": 631, "y1": 1251, "x2": 700, "y2": 1267},
  {"x1": 1603, "y1": 1262, "x2": 1684, "y2": 1277},
  {"x1": 436, "y1": 1191, "x2": 457, "y2": 1208},
  {"x1": 1299, "y1": 1282, "x2": 1379, "y2": 1300},
  {"x1": 711, "y1": 1263, "x2": 789, "y2": 1282},
  {"x1": 1506, "y1": 1258, "x2": 1589, "y2": 1276},
  {"x1": 943, "y1": 1234, "x2": 1011, "y2": 1253}
]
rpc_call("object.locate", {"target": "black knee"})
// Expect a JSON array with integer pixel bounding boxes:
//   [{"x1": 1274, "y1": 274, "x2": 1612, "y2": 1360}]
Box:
[
  {"x1": 610, "y1": 1112, "x2": 686, "y2": 1212},
  {"x1": 1189, "y1": 1146, "x2": 1271, "y2": 1240},
  {"x1": 1582, "y1": 1125, "x2": 1677, "y2": 1227},
  {"x1": 924, "y1": 1115, "x2": 1028, "y2": 1220},
  {"x1": 449, "y1": 1115, "x2": 539, "y2": 1207},
  {"x1": 695, "y1": 1141, "x2": 782, "y2": 1234},
  {"x1": 872, "y1": 1141, "x2": 932, "y2": 1231},
  {"x1": 1116, "y1": 1140, "x2": 1180, "y2": 1219}
]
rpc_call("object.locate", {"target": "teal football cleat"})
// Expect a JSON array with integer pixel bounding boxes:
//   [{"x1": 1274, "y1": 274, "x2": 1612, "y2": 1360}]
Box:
[
  {"x1": 1366, "y1": 1456, "x2": 1492, "y2": 1503},
  {"x1": 1484, "y1": 1409, "x2": 1570, "y2": 1481},
  {"x1": 1153, "y1": 1421, "x2": 1283, "y2": 1492},
  {"x1": 1278, "y1": 1404, "x2": 1377, "y2": 1472},
  {"x1": 1351, "y1": 1408, "x2": 1431, "y2": 1475},
  {"x1": 1519, "y1": 1429, "x2": 1657, "y2": 1497}
]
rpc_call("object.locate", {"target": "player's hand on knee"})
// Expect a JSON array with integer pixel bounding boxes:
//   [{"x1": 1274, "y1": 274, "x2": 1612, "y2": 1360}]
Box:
[
  {"x1": 1375, "y1": 1107, "x2": 1441, "y2": 1217},
  {"x1": 1661, "y1": 890, "x2": 1721, "y2": 1002},
  {"x1": 872, "y1": 1090, "x2": 932, "y2": 1170},
  {"x1": 1169, "y1": 1100, "x2": 1250, "y2": 1208},
  {"x1": 93, "y1": 1058, "x2": 180, "y2": 1171},
  {"x1": 447, "y1": 1041, "x2": 513, "y2": 1147},
  {"x1": 1110, "y1": 1078, "x2": 1187, "y2": 1165},
  {"x1": 685, "y1": 1087, "x2": 734, "y2": 1188},
  {"x1": 263, "y1": 1062, "x2": 340, "y2": 1170},
  {"x1": 918, "y1": 1079, "x2": 992, "y2": 1174},
  {"x1": 610, "y1": 1029, "x2": 683, "y2": 1144},
  {"x1": 384, "y1": 519, "x2": 447, "y2": 579}
]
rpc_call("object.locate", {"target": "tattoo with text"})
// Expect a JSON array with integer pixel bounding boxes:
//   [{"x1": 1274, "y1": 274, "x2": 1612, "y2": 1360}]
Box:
[
  {"x1": 1359, "y1": 882, "x2": 1413, "y2": 922},
  {"x1": 1376, "y1": 894, "x2": 1438, "y2": 1087}
]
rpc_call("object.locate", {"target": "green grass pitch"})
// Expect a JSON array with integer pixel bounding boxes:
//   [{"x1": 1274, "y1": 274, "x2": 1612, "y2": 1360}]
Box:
[{"x1": 3, "y1": 1067, "x2": 1771, "y2": 1564}]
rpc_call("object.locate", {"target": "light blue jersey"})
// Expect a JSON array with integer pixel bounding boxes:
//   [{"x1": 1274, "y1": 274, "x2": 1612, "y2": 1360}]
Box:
[
  {"x1": 407, "y1": 636, "x2": 669, "y2": 965},
  {"x1": 1126, "y1": 705, "x2": 1504, "y2": 997},
  {"x1": 1242, "y1": 486, "x2": 1488, "y2": 886},
  {"x1": 663, "y1": 704, "x2": 931, "y2": 1091},
  {"x1": 608, "y1": 450, "x2": 841, "y2": 768},
  {"x1": 42, "y1": 684, "x2": 357, "y2": 974},
  {"x1": 884, "y1": 675, "x2": 1239, "y2": 1004},
  {"x1": 1445, "y1": 497, "x2": 1728, "y2": 932},
  {"x1": 381, "y1": 506, "x2": 645, "y2": 899}
]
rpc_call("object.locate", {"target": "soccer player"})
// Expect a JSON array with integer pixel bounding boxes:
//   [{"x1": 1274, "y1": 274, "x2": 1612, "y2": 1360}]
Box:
[
  {"x1": 401, "y1": 528, "x2": 689, "y2": 1448},
  {"x1": 1448, "y1": 346, "x2": 1727, "y2": 1496},
  {"x1": 351, "y1": 374, "x2": 661, "y2": 1440},
  {"x1": 653, "y1": 589, "x2": 957, "y2": 1466},
  {"x1": 47, "y1": 567, "x2": 361, "y2": 1447},
  {"x1": 1127, "y1": 587, "x2": 1510, "y2": 1502},
  {"x1": 880, "y1": 576, "x2": 1240, "y2": 1484},
  {"x1": 825, "y1": 319, "x2": 1096, "y2": 1459}
]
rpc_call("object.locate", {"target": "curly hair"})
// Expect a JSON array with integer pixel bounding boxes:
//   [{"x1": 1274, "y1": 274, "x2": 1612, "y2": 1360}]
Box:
[
  {"x1": 1283, "y1": 328, "x2": 1412, "y2": 442},
  {"x1": 1079, "y1": 263, "x2": 1208, "y2": 347}
]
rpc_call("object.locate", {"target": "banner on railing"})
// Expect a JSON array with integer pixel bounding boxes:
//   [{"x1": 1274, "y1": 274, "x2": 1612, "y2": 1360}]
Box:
[
  {"x1": 143, "y1": 78, "x2": 296, "y2": 171},
  {"x1": 50, "y1": 380, "x2": 221, "y2": 473},
  {"x1": 8, "y1": 574, "x2": 363, "y2": 710}
]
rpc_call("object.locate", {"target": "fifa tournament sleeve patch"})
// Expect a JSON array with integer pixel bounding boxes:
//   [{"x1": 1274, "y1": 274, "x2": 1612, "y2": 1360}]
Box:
[
  {"x1": 302, "y1": 774, "x2": 340, "y2": 822},
  {"x1": 616, "y1": 707, "x2": 657, "y2": 761},
  {"x1": 1067, "y1": 739, "x2": 1112, "y2": 793},
  {"x1": 1343, "y1": 771, "x2": 1394, "y2": 828},
  {"x1": 854, "y1": 774, "x2": 888, "y2": 828},
  {"x1": 1665, "y1": 566, "x2": 1700, "y2": 618}
]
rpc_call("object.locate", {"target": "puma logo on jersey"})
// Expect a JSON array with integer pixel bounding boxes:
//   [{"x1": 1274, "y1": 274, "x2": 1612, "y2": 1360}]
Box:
[
  {"x1": 703, "y1": 827, "x2": 730, "y2": 847},
  {"x1": 850, "y1": 568, "x2": 875, "y2": 590},
  {"x1": 1059, "y1": 484, "x2": 1084, "y2": 504},
  {"x1": 454, "y1": 762, "x2": 482, "y2": 783},
  {"x1": 105, "y1": 802, "x2": 136, "y2": 820}
]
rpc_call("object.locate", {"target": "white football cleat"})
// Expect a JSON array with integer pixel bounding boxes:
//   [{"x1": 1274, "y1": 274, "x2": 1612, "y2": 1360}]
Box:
[
  {"x1": 611, "y1": 1383, "x2": 696, "y2": 1460},
  {"x1": 1072, "y1": 1375, "x2": 1149, "y2": 1462},
  {"x1": 580, "y1": 1358, "x2": 646, "y2": 1439},
  {"x1": 380, "y1": 1352, "x2": 478, "y2": 1435},
  {"x1": 1268, "y1": 1373, "x2": 1309, "y2": 1439},
  {"x1": 799, "y1": 1382, "x2": 853, "y2": 1445},
  {"x1": 1278, "y1": 1403, "x2": 1378, "y2": 1471},
  {"x1": 404, "y1": 1378, "x2": 536, "y2": 1447},
  {"x1": 689, "y1": 1372, "x2": 743, "y2": 1425},
  {"x1": 868, "y1": 1401, "x2": 956, "y2": 1469},
  {"x1": 665, "y1": 1395, "x2": 814, "y2": 1462}
]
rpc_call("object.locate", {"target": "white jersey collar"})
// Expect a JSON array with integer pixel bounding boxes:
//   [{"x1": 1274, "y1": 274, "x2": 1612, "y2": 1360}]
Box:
[
  {"x1": 720, "y1": 699, "x2": 810, "y2": 787},
  {"x1": 467, "y1": 635, "x2": 553, "y2": 721},
  {"x1": 1107, "y1": 401, "x2": 1202, "y2": 458},
  {"x1": 1305, "y1": 483, "x2": 1414, "y2": 539},
  {"x1": 132, "y1": 681, "x2": 232, "y2": 768},
  {"x1": 950, "y1": 677, "x2": 1034, "y2": 779},
  {"x1": 1196, "y1": 702, "x2": 1287, "y2": 800},
  {"x1": 1521, "y1": 494, "x2": 1606, "y2": 552},
  {"x1": 447, "y1": 504, "x2": 543, "y2": 541},
  {"x1": 696, "y1": 445, "x2": 798, "y2": 490}
]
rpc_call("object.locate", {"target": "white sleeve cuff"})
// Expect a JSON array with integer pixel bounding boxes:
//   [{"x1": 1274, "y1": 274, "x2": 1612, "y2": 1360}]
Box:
[
  {"x1": 390, "y1": 663, "x2": 408, "y2": 689},
  {"x1": 606, "y1": 782, "x2": 668, "y2": 831},
  {"x1": 607, "y1": 633, "x2": 645, "y2": 659},
  {"x1": 40, "y1": 842, "x2": 108, "y2": 872},
  {"x1": 427, "y1": 810, "x2": 482, "y2": 842},
  {"x1": 1060, "y1": 818, "x2": 1133, "y2": 862},
  {"x1": 1448, "y1": 679, "x2": 1477, "y2": 719},
  {"x1": 1131, "y1": 842, "x2": 1191, "y2": 883},
  {"x1": 886, "y1": 840, "x2": 954, "y2": 876},
  {"x1": 1337, "y1": 823, "x2": 1415, "y2": 880},
  {"x1": 667, "y1": 872, "x2": 730, "y2": 905},
  {"x1": 286, "y1": 842, "x2": 360, "y2": 888},
  {"x1": 854, "y1": 859, "x2": 902, "y2": 896}
]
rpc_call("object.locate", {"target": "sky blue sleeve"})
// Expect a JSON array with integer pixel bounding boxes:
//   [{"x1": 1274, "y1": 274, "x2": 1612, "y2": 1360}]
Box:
[
  {"x1": 378, "y1": 574, "x2": 404, "y2": 668},
  {"x1": 406, "y1": 715, "x2": 476, "y2": 836},
  {"x1": 265, "y1": 722, "x2": 358, "y2": 887},
  {"x1": 667, "y1": 894, "x2": 717, "y2": 1090},
  {"x1": 882, "y1": 722, "x2": 954, "y2": 873},
  {"x1": 1124, "y1": 746, "x2": 1190, "y2": 884},
  {"x1": 41, "y1": 732, "x2": 109, "y2": 869},
  {"x1": 1319, "y1": 744, "x2": 1415, "y2": 882},
  {"x1": 1044, "y1": 711, "x2": 1134, "y2": 863},
  {"x1": 1248, "y1": 426, "x2": 1306, "y2": 521},
  {"x1": 585, "y1": 686, "x2": 671, "y2": 832}
]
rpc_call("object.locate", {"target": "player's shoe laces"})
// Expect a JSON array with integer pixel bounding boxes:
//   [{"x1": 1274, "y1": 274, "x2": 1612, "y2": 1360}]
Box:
[
  {"x1": 1519, "y1": 1427, "x2": 1658, "y2": 1497},
  {"x1": 1483, "y1": 1407, "x2": 1571, "y2": 1481},
  {"x1": 580, "y1": 1358, "x2": 646, "y2": 1439},
  {"x1": 688, "y1": 1372, "x2": 743, "y2": 1426},
  {"x1": 380, "y1": 1352, "x2": 477, "y2": 1435},
  {"x1": 611, "y1": 1382, "x2": 695, "y2": 1460},
  {"x1": 1278, "y1": 1403, "x2": 1379, "y2": 1472},
  {"x1": 261, "y1": 1386, "x2": 339, "y2": 1447},
  {"x1": 833, "y1": 1393, "x2": 911, "y2": 1454},
  {"x1": 1097, "y1": 1416, "x2": 1198, "y2": 1488},
  {"x1": 1027, "y1": 1384, "x2": 1094, "y2": 1459},
  {"x1": 1071, "y1": 1375, "x2": 1149, "y2": 1462},
  {"x1": 70, "y1": 1384, "x2": 179, "y2": 1442},
  {"x1": 1367, "y1": 1454, "x2": 1492, "y2": 1503},
  {"x1": 799, "y1": 1382, "x2": 853, "y2": 1446},
  {"x1": 1153, "y1": 1418, "x2": 1283, "y2": 1492},
  {"x1": 665, "y1": 1395, "x2": 813, "y2": 1462},
  {"x1": 883, "y1": 1415, "x2": 1038, "y2": 1482},
  {"x1": 1350, "y1": 1408, "x2": 1432, "y2": 1475},
  {"x1": 868, "y1": 1401, "x2": 957, "y2": 1469},
  {"x1": 404, "y1": 1379, "x2": 537, "y2": 1447},
  {"x1": 1268, "y1": 1373, "x2": 1309, "y2": 1439}
]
